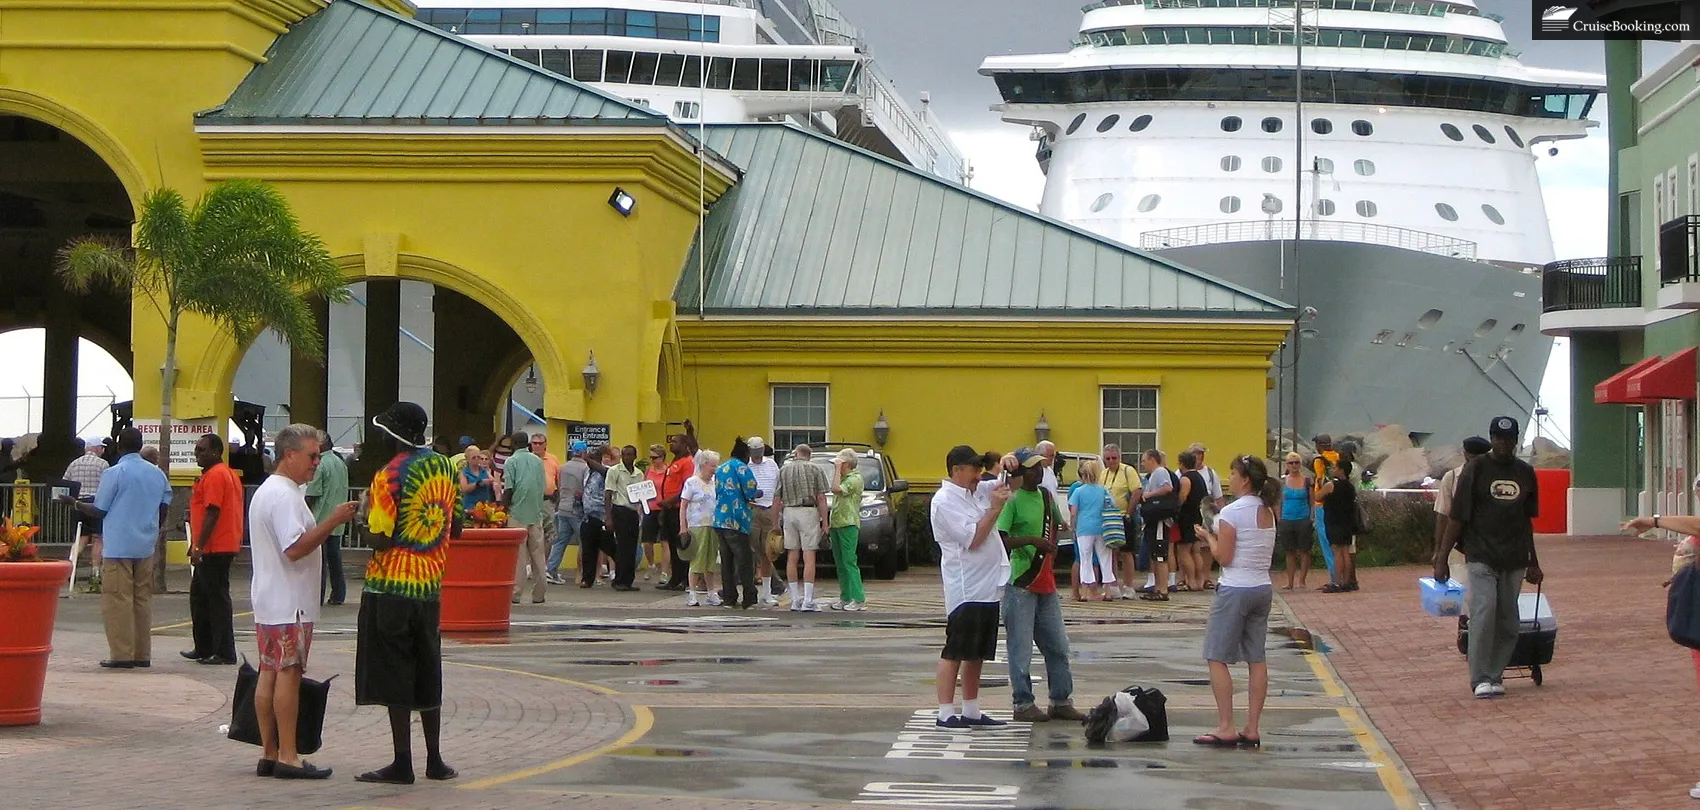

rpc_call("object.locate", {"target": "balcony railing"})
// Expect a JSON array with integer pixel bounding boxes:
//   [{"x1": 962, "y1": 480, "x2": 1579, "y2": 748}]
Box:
[
  {"x1": 1542, "y1": 256, "x2": 1642, "y2": 313},
  {"x1": 1659, "y1": 215, "x2": 1700, "y2": 286},
  {"x1": 1139, "y1": 219, "x2": 1478, "y2": 259}
]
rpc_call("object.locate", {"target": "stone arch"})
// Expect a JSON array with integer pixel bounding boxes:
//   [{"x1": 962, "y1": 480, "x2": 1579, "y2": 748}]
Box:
[
  {"x1": 0, "y1": 321, "x2": 134, "y2": 376},
  {"x1": 0, "y1": 87, "x2": 150, "y2": 214}
]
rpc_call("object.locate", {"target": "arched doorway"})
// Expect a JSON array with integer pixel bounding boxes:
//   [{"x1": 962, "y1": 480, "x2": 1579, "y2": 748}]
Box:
[{"x1": 0, "y1": 113, "x2": 135, "y2": 476}]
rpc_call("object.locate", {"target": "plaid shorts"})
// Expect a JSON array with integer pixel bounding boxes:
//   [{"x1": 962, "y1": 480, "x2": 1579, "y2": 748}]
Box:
[{"x1": 256, "y1": 622, "x2": 314, "y2": 672}]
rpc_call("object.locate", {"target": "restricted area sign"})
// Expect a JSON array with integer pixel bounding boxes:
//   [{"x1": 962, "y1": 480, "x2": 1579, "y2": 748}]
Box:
[{"x1": 134, "y1": 418, "x2": 218, "y2": 474}]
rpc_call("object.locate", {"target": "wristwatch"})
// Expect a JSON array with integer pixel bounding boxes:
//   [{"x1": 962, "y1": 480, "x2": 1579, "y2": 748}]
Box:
[{"x1": 1654, "y1": 514, "x2": 1662, "y2": 528}]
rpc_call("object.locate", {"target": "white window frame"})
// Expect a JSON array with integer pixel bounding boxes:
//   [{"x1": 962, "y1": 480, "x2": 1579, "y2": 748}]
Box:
[
  {"x1": 673, "y1": 100, "x2": 701, "y2": 120},
  {"x1": 1656, "y1": 173, "x2": 1667, "y2": 271},
  {"x1": 1669, "y1": 167, "x2": 1682, "y2": 221},
  {"x1": 1100, "y1": 386, "x2": 1160, "y2": 457},
  {"x1": 1688, "y1": 154, "x2": 1699, "y2": 216},
  {"x1": 770, "y1": 384, "x2": 829, "y2": 449}
]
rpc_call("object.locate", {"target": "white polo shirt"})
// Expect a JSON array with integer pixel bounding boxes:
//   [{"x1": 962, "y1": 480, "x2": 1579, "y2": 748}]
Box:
[
  {"x1": 248, "y1": 474, "x2": 322, "y2": 626},
  {"x1": 931, "y1": 480, "x2": 1009, "y2": 615}
]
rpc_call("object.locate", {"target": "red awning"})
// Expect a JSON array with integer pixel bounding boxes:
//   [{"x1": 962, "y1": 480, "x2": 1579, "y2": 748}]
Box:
[
  {"x1": 1627, "y1": 347, "x2": 1698, "y2": 402},
  {"x1": 1596, "y1": 356, "x2": 1662, "y2": 404}
]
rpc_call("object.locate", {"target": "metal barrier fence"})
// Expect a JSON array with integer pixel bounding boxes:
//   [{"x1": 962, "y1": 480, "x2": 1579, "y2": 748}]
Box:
[{"x1": 3, "y1": 482, "x2": 375, "y2": 550}]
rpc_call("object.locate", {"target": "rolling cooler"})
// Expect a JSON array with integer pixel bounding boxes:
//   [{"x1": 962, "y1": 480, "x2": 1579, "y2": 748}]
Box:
[{"x1": 1455, "y1": 584, "x2": 1556, "y2": 685}]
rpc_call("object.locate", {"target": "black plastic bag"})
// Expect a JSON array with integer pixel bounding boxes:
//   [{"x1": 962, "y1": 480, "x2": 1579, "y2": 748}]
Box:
[
  {"x1": 227, "y1": 656, "x2": 336, "y2": 755},
  {"x1": 1083, "y1": 685, "x2": 1168, "y2": 743},
  {"x1": 1669, "y1": 566, "x2": 1700, "y2": 650}
]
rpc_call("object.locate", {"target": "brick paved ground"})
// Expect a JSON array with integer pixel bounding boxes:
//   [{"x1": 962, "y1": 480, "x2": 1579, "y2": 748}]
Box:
[{"x1": 1283, "y1": 534, "x2": 1696, "y2": 810}]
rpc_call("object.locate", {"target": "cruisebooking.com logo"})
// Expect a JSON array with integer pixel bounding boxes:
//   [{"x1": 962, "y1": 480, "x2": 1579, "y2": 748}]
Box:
[{"x1": 1534, "y1": 1, "x2": 1699, "y2": 40}]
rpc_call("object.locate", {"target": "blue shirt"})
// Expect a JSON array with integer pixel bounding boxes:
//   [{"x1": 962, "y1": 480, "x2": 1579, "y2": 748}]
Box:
[
  {"x1": 1281, "y1": 480, "x2": 1311, "y2": 521},
  {"x1": 582, "y1": 467, "x2": 607, "y2": 516},
  {"x1": 712, "y1": 459, "x2": 760, "y2": 534},
  {"x1": 1068, "y1": 483, "x2": 1109, "y2": 537},
  {"x1": 460, "y1": 466, "x2": 494, "y2": 514},
  {"x1": 93, "y1": 453, "x2": 173, "y2": 560}
]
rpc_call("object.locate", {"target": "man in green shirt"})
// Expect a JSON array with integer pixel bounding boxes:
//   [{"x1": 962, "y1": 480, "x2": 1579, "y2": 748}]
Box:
[
  {"x1": 828, "y1": 448, "x2": 867, "y2": 611},
  {"x1": 502, "y1": 430, "x2": 548, "y2": 604},
  {"x1": 305, "y1": 434, "x2": 350, "y2": 606},
  {"x1": 996, "y1": 447, "x2": 1084, "y2": 724}
]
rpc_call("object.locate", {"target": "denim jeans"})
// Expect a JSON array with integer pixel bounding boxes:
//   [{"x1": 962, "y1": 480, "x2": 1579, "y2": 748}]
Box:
[
  {"x1": 548, "y1": 513, "x2": 582, "y2": 575},
  {"x1": 1002, "y1": 587, "x2": 1074, "y2": 710}
]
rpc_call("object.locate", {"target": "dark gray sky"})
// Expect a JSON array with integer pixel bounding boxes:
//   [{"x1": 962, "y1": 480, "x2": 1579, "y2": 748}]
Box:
[{"x1": 831, "y1": 0, "x2": 1654, "y2": 132}]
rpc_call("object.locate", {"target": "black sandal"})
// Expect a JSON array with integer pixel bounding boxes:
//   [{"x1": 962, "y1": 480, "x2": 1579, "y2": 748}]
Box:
[{"x1": 1139, "y1": 592, "x2": 1169, "y2": 602}]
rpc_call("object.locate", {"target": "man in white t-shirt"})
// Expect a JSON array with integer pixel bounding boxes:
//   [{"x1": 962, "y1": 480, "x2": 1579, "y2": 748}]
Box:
[
  {"x1": 1189, "y1": 443, "x2": 1227, "y2": 586},
  {"x1": 931, "y1": 445, "x2": 1014, "y2": 728},
  {"x1": 248, "y1": 424, "x2": 357, "y2": 780},
  {"x1": 1433, "y1": 436, "x2": 1490, "y2": 573},
  {"x1": 745, "y1": 438, "x2": 782, "y2": 606}
]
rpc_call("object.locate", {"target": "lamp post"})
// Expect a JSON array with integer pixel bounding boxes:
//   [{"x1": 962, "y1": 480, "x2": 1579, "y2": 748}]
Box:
[
  {"x1": 872, "y1": 410, "x2": 890, "y2": 447},
  {"x1": 582, "y1": 352, "x2": 600, "y2": 398},
  {"x1": 524, "y1": 365, "x2": 538, "y2": 395},
  {"x1": 1034, "y1": 412, "x2": 1051, "y2": 445}
]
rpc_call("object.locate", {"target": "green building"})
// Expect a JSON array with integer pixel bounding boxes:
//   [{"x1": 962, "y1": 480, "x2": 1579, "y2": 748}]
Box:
[{"x1": 1548, "y1": 42, "x2": 1700, "y2": 533}]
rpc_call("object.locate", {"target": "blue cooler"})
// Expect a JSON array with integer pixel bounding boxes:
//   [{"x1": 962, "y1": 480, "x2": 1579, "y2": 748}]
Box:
[{"x1": 1419, "y1": 577, "x2": 1465, "y2": 617}]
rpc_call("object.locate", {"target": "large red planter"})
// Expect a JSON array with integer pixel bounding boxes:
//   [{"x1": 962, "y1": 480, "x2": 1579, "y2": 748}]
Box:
[
  {"x1": 440, "y1": 528, "x2": 525, "y2": 632},
  {"x1": 1533, "y1": 469, "x2": 1570, "y2": 535},
  {"x1": 0, "y1": 560, "x2": 73, "y2": 726}
]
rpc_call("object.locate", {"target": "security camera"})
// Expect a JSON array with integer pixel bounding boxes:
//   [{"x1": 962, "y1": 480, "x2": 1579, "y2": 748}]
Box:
[{"x1": 1548, "y1": 147, "x2": 1559, "y2": 156}]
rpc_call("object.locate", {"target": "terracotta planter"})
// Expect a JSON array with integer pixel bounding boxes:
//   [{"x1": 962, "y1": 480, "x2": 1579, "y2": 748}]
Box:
[
  {"x1": 0, "y1": 560, "x2": 72, "y2": 726},
  {"x1": 440, "y1": 528, "x2": 526, "y2": 632}
]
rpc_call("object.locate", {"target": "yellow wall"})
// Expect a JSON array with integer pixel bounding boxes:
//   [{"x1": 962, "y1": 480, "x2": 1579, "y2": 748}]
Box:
[
  {"x1": 1, "y1": 1, "x2": 732, "y2": 481},
  {"x1": 681, "y1": 319, "x2": 1288, "y2": 489}
]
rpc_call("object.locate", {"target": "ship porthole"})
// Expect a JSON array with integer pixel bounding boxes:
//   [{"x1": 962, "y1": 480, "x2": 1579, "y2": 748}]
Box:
[
  {"x1": 1311, "y1": 118, "x2": 1333, "y2": 135},
  {"x1": 1261, "y1": 156, "x2": 1283, "y2": 173},
  {"x1": 1261, "y1": 117, "x2": 1283, "y2": 133},
  {"x1": 1220, "y1": 196, "x2": 1241, "y2": 214},
  {"x1": 1316, "y1": 199, "x2": 1337, "y2": 216},
  {"x1": 1129, "y1": 114, "x2": 1153, "y2": 132},
  {"x1": 1354, "y1": 159, "x2": 1376, "y2": 176},
  {"x1": 1351, "y1": 120, "x2": 1373, "y2": 136},
  {"x1": 1220, "y1": 155, "x2": 1242, "y2": 172},
  {"x1": 1221, "y1": 116, "x2": 1242, "y2": 132},
  {"x1": 1475, "y1": 319, "x2": 1498, "y2": 337},
  {"x1": 1418, "y1": 309, "x2": 1443, "y2": 329},
  {"x1": 1096, "y1": 114, "x2": 1121, "y2": 133},
  {"x1": 1138, "y1": 194, "x2": 1161, "y2": 213},
  {"x1": 1090, "y1": 193, "x2": 1114, "y2": 213},
  {"x1": 1355, "y1": 200, "x2": 1378, "y2": 218},
  {"x1": 1504, "y1": 126, "x2": 1525, "y2": 148},
  {"x1": 1482, "y1": 204, "x2": 1506, "y2": 225},
  {"x1": 1472, "y1": 124, "x2": 1496, "y2": 144},
  {"x1": 1435, "y1": 203, "x2": 1459, "y2": 221},
  {"x1": 1441, "y1": 123, "x2": 1464, "y2": 141},
  {"x1": 1066, "y1": 113, "x2": 1087, "y2": 135}
]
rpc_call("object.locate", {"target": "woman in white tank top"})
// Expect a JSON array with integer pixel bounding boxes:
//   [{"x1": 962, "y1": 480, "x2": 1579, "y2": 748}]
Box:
[{"x1": 1191, "y1": 455, "x2": 1279, "y2": 749}]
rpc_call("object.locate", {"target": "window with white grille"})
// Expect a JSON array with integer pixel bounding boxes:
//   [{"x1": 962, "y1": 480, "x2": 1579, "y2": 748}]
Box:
[
  {"x1": 772, "y1": 385, "x2": 828, "y2": 449},
  {"x1": 674, "y1": 100, "x2": 701, "y2": 119},
  {"x1": 1102, "y1": 387, "x2": 1159, "y2": 456}
]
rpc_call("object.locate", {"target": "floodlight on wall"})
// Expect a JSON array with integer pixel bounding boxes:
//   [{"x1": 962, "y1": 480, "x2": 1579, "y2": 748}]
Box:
[
  {"x1": 872, "y1": 410, "x2": 890, "y2": 447},
  {"x1": 1034, "y1": 412, "x2": 1051, "y2": 445},
  {"x1": 524, "y1": 365, "x2": 538, "y2": 395},
  {"x1": 582, "y1": 351, "x2": 600, "y2": 397},
  {"x1": 609, "y1": 188, "x2": 637, "y2": 217}
]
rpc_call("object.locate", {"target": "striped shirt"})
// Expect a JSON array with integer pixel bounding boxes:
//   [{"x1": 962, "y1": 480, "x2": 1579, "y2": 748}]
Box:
[{"x1": 62, "y1": 453, "x2": 109, "y2": 500}]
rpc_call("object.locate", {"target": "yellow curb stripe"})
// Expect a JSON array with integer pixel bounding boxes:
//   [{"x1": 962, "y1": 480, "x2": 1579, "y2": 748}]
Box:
[
  {"x1": 1337, "y1": 707, "x2": 1419, "y2": 810},
  {"x1": 152, "y1": 610, "x2": 252, "y2": 632},
  {"x1": 458, "y1": 704, "x2": 654, "y2": 790},
  {"x1": 443, "y1": 659, "x2": 622, "y2": 696},
  {"x1": 1302, "y1": 649, "x2": 1347, "y2": 698}
]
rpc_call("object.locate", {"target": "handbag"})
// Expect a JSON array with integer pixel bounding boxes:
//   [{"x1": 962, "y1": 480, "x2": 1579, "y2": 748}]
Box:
[
  {"x1": 228, "y1": 655, "x2": 336, "y2": 755},
  {"x1": 1668, "y1": 565, "x2": 1700, "y2": 649},
  {"x1": 1103, "y1": 494, "x2": 1127, "y2": 548},
  {"x1": 1139, "y1": 469, "x2": 1181, "y2": 521}
]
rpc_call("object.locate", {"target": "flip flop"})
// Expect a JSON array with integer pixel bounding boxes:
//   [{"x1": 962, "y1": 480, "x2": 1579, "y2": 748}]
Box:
[
  {"x1": 1193, "y1": 733, "x2": 1239, "y2": 747},
  {"x1": 1237, "y1": 734, "x2": 1262, "y2": 748},
  {"x1": 1139, "y1": 592, "x2": 1169, "y2": 602}
]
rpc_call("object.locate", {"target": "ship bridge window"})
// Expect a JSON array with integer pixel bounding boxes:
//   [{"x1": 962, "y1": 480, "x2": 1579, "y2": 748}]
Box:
[
  {"x1": 630, "y1": 52, "x2": 661, "y2": 85},
  {"x1": 1351, "y1": 119, "x2": 1373, "y2": 136},
  {"x1": 1261, "y1": 116, "x2": 1284, "y2": 133},
  {"x1": 759, "y1": 58, "x2": 791, "y2": 91},
  {"x1": 1261, "y1": 156, "x2": 1283, "y2": 173},
  {"x1": 1221, "y1": 116, "x2": 1242, "y2": 132},
  {"x1": 1435, "y1": 202, "x2": 1459, "y2": 221},
  {"x1": 1221, "y1": 155, "x2": 1242, "y2": 172},
  {"x1": 1097, "y1": 114, "x2": 1121, "y2": 132},
  {"x1": 1312, "y1": 118, "x2": 1333, "y2": 134},
  {"x1": 1354, "y1": 159, "x2": 1375, "y2": 175},
  {"x1": 1417, "y1": 309, "x2": 1443, "y2": 328},
  {"x1": 1316, "y1": 199, "x2": 1337, "y2": 216},
  {"x1": 1472, "y1": 124, "x2": 1496, "y2": 144},
  {"x1": 1355, "y1": 200, "x2": 1378, "y2": 217},
  {"x1": 1091, "y1": 193, "x2": 1115, "y2": 212},
  {"x1": 1067, "y1": 114, "x2": 1088, "y2": 135},
  {"x1": 1482, "y1": 204, "x2": 1505, "y2": 225},
  {"x1": 731, "y1": 57, "x2": 757, "y2": 89},
  {"x1": 1130, "y1": 114, "x2": 1153, "y2": 131},
  {"x1": 1138, "y1": 194, "x2": 1162, "y2": 212},
  {"x1": 1077, "y1": 25, "x2": 1512, "y2": 58},
  {"x1": 1504, "y1": 126, "x2": 1525, "y2": 148},
  {"x1": 1220, "y1": 196, "x2": 1242, "y2": 213},
  {"x1": 1441, "y1": 123, "x2": 1464, "y2": 141},
  {"x1": 605, "y1": 50, "x2": 634, "y2": 83},
  {"x1": 1474, "y1": 319, "x2": 1497, "y2": 336},
  {"x1": 419, "y1": 8, "x2": 721, "y2": 40}
]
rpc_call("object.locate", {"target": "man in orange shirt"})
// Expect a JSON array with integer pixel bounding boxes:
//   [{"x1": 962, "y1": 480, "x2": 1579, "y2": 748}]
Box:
[
  {"x1": 182, "y1": 433, "x2": 245, "y2": 665},
  {"x1": 656, "y1": 424, "x2": 697, "y2": 592}
]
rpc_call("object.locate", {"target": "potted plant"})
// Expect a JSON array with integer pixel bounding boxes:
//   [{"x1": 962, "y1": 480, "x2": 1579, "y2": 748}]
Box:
[
  {"x1": 0, "y1": 520, "x2": 74, "y2": 726},
  {"x1": 439, "y1": 502, "x2": 526, "y2": 632}
]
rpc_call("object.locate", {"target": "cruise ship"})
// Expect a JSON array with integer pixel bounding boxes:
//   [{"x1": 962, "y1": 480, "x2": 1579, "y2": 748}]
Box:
[{"x1": 979, "y1": 0, "x2": 1606, "y2": 447}]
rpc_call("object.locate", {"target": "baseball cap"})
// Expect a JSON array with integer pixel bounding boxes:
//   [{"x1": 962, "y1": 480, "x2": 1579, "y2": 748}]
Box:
[
  {"x1": 946, "y1": 445, "x2": 982, "y2": 470},
  {"x1": 570, "y1": 440, "x2": 588, "y2": 454},
  {"x1": 1488, "y1": 416, "x2": 1520, "y2": 438},
  {"x1": 748, "y1": 436, "x2": 766, "y2": 451},
  {"x1": 1012, "y1": 447, "x2": 1045, "y2": 469},
  {"x1": 1461, "y1": 436, "x2": 1491, "y2": 455}
]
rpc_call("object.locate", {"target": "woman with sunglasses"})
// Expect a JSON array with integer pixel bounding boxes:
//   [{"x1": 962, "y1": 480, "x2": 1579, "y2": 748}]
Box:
[
  {"x1": 640, "y1": 445, "x2": 670, "y2": 582},
  {"x1": 1276, "y1": 452, "x2": 1315, "y2": 590},
  {"x1": 458, "y1": 447, "x2": 496, "y2": 516}
]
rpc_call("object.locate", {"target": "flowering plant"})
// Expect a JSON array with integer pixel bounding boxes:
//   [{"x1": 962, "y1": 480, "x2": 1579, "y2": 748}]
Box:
[
  {"x1": 468, "y1": 501, "x2": 509, "y2": 529},
  {"x1": 0, "y1": 520, "x2": 42, "y2": 562}
]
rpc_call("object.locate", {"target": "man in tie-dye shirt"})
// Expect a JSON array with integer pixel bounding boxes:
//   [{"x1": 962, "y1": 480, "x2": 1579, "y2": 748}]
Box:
[{"x1": 354, "y1": 403, "x2": 462, "y2": 785}]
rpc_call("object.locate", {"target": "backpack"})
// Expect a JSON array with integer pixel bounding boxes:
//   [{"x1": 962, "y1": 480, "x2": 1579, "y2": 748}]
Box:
[
  {"x1": 1669, "y1": 566, "x2": 1700, "y2": 649},
  {"x1": 1140, "y1": 469, "x2": 1181, "y2": 521}
]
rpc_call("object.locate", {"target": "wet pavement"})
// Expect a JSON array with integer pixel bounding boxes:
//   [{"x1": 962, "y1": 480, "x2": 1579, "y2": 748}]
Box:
[{"x1": 23, "y1": 566, "x2": 1422, "y2": 810}]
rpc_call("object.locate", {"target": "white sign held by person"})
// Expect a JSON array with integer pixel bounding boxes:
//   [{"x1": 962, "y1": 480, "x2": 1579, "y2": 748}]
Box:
[
  {"x1": 626, "y1": 479, "x2": 657, "y2": 514},
  {"x1": 134, "y1": 418, "x2": 218, "y2": 474}
]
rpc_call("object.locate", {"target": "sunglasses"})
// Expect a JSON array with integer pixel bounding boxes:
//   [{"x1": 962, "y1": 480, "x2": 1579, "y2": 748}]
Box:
[
  {"x1": 650, "y1": 454, "x2": 664, "y2": 460},
  {"x1": 530, "y1": 439, "x2": 545, "y2": 445},
  {"x1": 308, "y1": 452, "x2": 323, "y2": 462}
]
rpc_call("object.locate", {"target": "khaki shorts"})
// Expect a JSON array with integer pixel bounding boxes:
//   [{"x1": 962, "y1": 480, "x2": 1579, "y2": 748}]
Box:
[
  {"x1": 783, "y1": 506, "x2": 824, "y2": 551},
  {"x1": 750, "y1": 507, "x2": 774, "y2": 547}
]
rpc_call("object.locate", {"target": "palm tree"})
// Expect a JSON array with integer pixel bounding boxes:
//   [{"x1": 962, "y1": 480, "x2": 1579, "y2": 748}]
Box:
[{"x1": 57, "y1": 179, "x2": 349, "y2": 588}]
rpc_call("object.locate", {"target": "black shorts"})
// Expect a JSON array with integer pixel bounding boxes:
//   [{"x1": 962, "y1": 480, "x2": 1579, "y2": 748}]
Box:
[
  {"x1": 641, "y1": 510, "x2": 662, "y2": 544},
  {"x1": 355, "y1": 592, "x2": 443, "y2": 711},
  {"x1": 1325, "y1": 523, "x2": 1354, "y2": 548},
  {"x1": 77, "y1": 499, "x2": 102, "y2": 536},
  {"x1": 941, "y1": 602, "x2": 1000, "y2": 662},
  {"x1": 1276, "y1": 519, "x2": 1315, "y2": 552}
]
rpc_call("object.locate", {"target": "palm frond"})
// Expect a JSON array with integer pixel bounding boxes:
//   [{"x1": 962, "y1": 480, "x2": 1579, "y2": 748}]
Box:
[
  {"x1": 54, "y1": 237, "x2": 134, "y2": 293},
  {"x1": 134, "y1": 187, "x2": 194, "y2": 299}
]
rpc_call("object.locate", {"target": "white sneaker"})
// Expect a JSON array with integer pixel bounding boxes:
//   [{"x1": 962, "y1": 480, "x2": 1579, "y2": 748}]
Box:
[
  {"x1": 707, "y1": 592, "x2": 723, "y2": 606},
  {"x1": 1488, "y1": 683, "x2": 1505, "y2": 697},
  {"x1": 801, "y1": 601, "x2": 821, "y2": 612},
  {"x1": 761, "y1": 594, "x2": 780, "y2": 607},
  {"x1": 789, "y1": 599, "x2": 803, "y2": 612},
  {"x1": 827, "y1": 600, "x2": 845, "y2": 611},
  {"x1": 1473, "y1": 683, "x2": 1495, "y2": 699},
  {"x1": 1687, "y1": 781, "x2": 1700, "y2": 800},
  {"x1": 685, "y1": 592, "x2": 701, "y2": 607},
  {"x1": 843, "y1": 601, "x2": 865, "y2": 612}
]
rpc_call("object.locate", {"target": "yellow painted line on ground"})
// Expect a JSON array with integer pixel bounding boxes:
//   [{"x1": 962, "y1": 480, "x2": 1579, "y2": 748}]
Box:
[
  {"x1": 443, "y1": 659, "x2": 623, "y2": 696},
  {"x1": 458, "y1": 704, "x2": 654, "y2": 790},
  {"x1": 1302, "y1": 650, "x2": 1347, "y2": 698},
  {"x1": 1337, "y1": 707, "x2": 1420, "y2": 810},
  {"x1": 152, "y1": 610, "x2": 252, "y2": 632}
]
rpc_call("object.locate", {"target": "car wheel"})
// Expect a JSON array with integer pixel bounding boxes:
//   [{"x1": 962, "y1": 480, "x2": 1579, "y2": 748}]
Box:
[{"x1": 873, "y1": 537, "x2": 900, "y2": 580}]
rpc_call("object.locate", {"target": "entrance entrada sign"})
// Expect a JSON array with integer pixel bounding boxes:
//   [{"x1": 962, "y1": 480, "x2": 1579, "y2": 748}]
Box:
[{"x1": 569, "y1": 423, "x2": 612, "y2": 447}]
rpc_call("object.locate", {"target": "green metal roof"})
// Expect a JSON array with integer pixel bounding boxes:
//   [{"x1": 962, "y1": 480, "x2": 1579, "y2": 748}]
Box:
[
  {"x1": 197, "y1": 0, "x2": 664, "y2": 126},
  {"x1": 674, "y1": 124, "x2": 1293, "y2": 318}
]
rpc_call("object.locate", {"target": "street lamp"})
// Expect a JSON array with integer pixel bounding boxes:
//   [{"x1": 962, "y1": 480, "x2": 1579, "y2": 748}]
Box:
[
  {"x1": 582, "y1": 351, "x2": 600, "y2": 398},
  {"x1": 1034, "y1": 411, "x2": 1051, "y2": 445},
  {"x1": 524, "y1": 365, "x2": 538, "y2": 395},
  {"x1": 872, "y1": 410, "x2": 890, "y2": 447}
]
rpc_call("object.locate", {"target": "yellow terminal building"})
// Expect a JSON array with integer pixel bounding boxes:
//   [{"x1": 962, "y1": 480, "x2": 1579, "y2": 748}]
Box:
[{"x1": 1, "y1": 1, "x2": 1292, "y2": 491}]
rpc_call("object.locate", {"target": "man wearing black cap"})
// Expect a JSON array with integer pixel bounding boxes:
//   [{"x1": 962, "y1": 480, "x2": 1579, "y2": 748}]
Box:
[
  {"x1": 996, "y1": 447, "x2": 1086, "y2": 723},
  {"x1": 931, "y1": 445, "x2": 1012, "y2": 728},
  {"x1": 1436, "y1": 416, "x2": 1542, "y2": 699}
]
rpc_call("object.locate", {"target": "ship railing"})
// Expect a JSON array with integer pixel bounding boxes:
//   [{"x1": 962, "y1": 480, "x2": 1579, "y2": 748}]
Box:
[
  {"x1": 1541, "y1": 256, "x2": 1642, "y2": 313},
  {"x1": 1139, "y1": 219, "x2": 1478, "y2": 260},
  {"x1": 1658, "y1": 215, "x2": 1700, "y2": 286},
  {"x1": 1082, "y1": 0, "x2": 1483, "y2": 18}
]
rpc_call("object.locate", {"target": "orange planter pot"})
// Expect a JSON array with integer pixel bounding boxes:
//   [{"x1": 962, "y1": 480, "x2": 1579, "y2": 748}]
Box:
[
  {"x1": 0, "y1": 560, "x2": 72, "y2": 726},
  {"x1": 440, "y1": 528, "x2": 526, "y2": 632}
]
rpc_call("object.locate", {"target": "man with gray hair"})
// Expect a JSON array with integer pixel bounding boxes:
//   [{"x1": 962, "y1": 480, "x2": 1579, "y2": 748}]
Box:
[
  {"x1": 772, "y1": 444, "x2": 830, "y2": 610},
  {"x1": 249, "y1": 424, "x2": 357, "y2": 778},
  {"x1": 1037, "y1": 441, "x2": 1060, "y2": 497}
]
